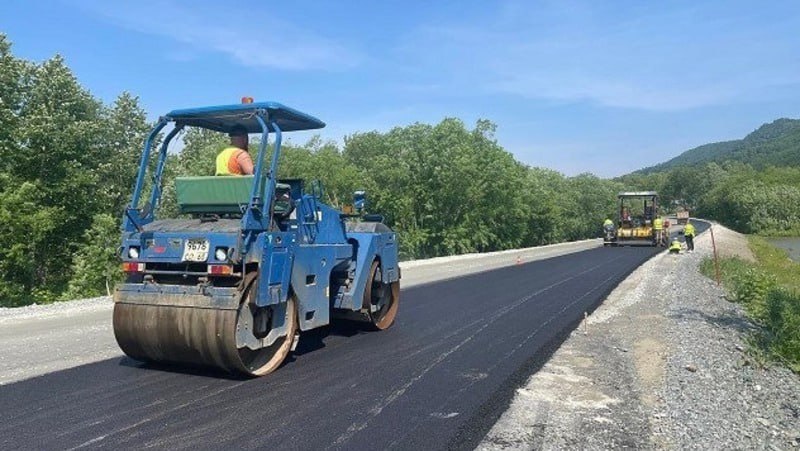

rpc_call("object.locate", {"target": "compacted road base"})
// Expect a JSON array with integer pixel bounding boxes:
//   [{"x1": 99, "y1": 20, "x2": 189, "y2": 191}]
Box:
[{"x1": 0, "y1": 246, "x2": 661, "y2": 450}]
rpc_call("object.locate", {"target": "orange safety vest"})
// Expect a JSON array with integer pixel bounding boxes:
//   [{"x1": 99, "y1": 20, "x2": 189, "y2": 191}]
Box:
[{"x1": 216, "y1": 147, "x2": 247, "y2": 176}]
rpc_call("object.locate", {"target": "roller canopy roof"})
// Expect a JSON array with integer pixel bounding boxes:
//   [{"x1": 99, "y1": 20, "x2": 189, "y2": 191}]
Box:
[{"x1": 166, "y1": 102, "x2": 325, "y2": 133}]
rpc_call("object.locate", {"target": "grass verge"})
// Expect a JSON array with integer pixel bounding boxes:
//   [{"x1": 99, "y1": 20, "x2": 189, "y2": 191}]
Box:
[{"x1": 701, "y1": 236, "x2": 800, "y2": 372}]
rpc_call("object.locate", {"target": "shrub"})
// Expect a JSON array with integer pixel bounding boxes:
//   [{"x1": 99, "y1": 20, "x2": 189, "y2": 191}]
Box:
[
  {"x1": 765, "y1": 288, "x2": 800, "y2": 371},
  {"x1": 61, "y1": 214, "x2": 122, "y2": 300},
  {"x1": 704, "y1": 238, "x2": 800, "y2": 372},
  {"x1": 700, "y1": 257, "x2": 756, "y2": 298},
  {"x1": 701, "y1": 255, "x2": 777, "y2": 320},
  {"x1": 732, "y1": 267, "x2": 776, "y2": 320}
]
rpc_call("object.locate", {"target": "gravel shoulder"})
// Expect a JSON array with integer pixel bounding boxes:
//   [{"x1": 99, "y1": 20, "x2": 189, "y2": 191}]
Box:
[
  {"x1": 0, "y1": 238, "x2": 599, "y2": 385},
  {"x1": 479, "y1": 223, "x2": 800, "y2": 450}
]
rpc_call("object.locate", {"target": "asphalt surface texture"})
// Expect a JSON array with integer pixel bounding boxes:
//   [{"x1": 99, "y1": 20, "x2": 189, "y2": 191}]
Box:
[
  {"x1": 0, "y1": 238, "x2": 601, "y2": 387},
  {"x1": 0, "y1": 227, "x2": 703, "y2": 450}
]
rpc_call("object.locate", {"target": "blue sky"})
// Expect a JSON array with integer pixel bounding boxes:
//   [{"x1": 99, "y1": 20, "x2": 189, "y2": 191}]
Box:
[{"x1": 1, "y1": 0, "x2": 799, "y2": 176}]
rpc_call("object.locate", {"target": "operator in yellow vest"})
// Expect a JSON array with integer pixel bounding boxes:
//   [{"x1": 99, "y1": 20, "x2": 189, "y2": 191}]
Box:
[
  {"x1": 684, "y1": 220, "x2": 696, "y2": 253},
  {"x1": 216, "y1": 125, "x2": 254, "y2": 176},
  {"x1": 653, "y1": 215, "x2": 664, "y2": 246}
]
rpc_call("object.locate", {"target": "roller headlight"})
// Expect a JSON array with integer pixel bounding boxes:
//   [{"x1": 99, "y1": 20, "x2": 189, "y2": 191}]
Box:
[
  {"x1": 128, "y1": 246, "x2": 140, "y2": 259},
  {"x1": 215, "y1": 247, "x2": 228, "y2": 261}
]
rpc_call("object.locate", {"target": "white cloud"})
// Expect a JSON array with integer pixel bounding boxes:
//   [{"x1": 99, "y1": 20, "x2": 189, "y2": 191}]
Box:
[
  {"x1": 396, "y1": 1, "x2": 800, "y2": 111},
  {"x1": 76, "y1": 0, "x2": 361, "y2": 71}
]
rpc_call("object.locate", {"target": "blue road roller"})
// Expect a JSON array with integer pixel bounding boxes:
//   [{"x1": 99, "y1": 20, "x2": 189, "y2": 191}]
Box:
[{"x1": 113, "y1": 101, "x2": 400, "y2": 376}]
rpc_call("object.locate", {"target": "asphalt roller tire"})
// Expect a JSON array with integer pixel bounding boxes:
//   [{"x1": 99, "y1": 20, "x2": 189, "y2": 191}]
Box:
[
  {"x1": 113, "y1": 275, "x2": 298, "y2": 376},
  {"x1": 363, "y1": 260, "x2": 400, "y2": 330}
]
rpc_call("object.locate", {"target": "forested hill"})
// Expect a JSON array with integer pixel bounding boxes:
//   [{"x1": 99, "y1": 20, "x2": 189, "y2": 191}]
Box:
[{"x1": 637, "y1": 118, "x2": 800, "y2": 174}]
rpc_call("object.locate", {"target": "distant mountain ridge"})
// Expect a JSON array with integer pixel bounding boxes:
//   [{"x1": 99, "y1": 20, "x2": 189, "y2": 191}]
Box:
[{"x1": 637, "y1": 118, "x2": 800, "y2": 174}]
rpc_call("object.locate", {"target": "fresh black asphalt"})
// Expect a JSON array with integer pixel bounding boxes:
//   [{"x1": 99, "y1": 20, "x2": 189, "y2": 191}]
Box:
[{"x1": 0, "y1": 226, "x2": 705, "y2": 450}]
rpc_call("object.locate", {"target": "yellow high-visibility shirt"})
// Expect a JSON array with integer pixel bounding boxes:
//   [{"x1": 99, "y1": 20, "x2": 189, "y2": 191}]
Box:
[
  {"x1": 669, "y1": 240, "x2": 682, "y2": 252},
  {"x1": 216, "y1": 147, "x2": 246, "y2": 176},
  {"x1": 684, "y1": 223, "x2": 696, "y2": 237},
  {"x1": 603, "y1": 219, "x2": 613, "y2": 227},
  {"x1": 654, "y1": 217, "x2": 663, "y2": 230}
]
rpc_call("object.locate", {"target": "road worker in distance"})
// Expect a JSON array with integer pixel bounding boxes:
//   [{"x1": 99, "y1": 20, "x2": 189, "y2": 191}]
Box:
[
  {"x1": 653, "y1": 214, "x2": 664, "y2": 246},
  {"x1": 684, "y1": 220, "x2": 696, "y2": 253},
  {"x1": 216, "y1": 124, "x2": 254, "y2": 176}
]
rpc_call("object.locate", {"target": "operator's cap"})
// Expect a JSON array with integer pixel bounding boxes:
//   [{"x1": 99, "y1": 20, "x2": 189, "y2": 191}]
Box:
[{"x1": 228, "y1": 124, "x2": 248, "y2": 137}]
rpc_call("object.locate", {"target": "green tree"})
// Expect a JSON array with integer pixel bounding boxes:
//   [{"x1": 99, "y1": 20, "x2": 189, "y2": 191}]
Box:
[
  {"x1": 562, "y1": 173, "x2": 622, "y2": 240},
  {"x1": 96, "y1": 92, "x2": 152, "y2": 216},
  {"x1": 0, "y1": 35, "x2": 28, "y2": 174},
  {"x1": 343, "y1": 118, "x2": 533, "y2": 258},
  {"x1": 522, "y1": 167, "x2": 568, "y2": 244},
  {"x1": 0, "y1": 38, "x2": 143, "y2": 305},
  {"x1": 0, "y1": 176, "x2": 62, "y2": 305},
  {"x1": 62, "y1": 214, "x2": 123, "y2": 299},
  {"x1": 280, "y1": 136, "x2": 365, "y2": 208},
  {"x1": 0, "y1": 44, "x2": 106, "y2": 303},
  {"x1": 177, "y1": 127, "x2": 227, "y2": 176}
]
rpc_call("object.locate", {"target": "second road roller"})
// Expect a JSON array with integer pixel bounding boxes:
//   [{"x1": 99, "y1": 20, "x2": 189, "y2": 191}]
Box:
[{"x1": 114, "y1": 100, "x2": 400, "y2": 376}]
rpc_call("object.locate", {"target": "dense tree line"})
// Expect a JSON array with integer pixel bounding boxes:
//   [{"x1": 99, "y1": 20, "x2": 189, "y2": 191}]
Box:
[
  {"x1": 0, "y1": 36, "x2": 150, "y2": 305},
  {"x1": 162, "y1": 119, "x2": 623, "y2": 259},
  {"x1": 0, "y1": 36, "x2": 622, "y2": 307},
  {"x1": 618, "y1": 162, "x2": 800, "y2": 236}
]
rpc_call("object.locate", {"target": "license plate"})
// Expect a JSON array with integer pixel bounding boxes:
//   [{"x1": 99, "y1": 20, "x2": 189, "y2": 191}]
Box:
[{"x1": 182, "y1": 239, "x2": 209, "y2": 262}]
